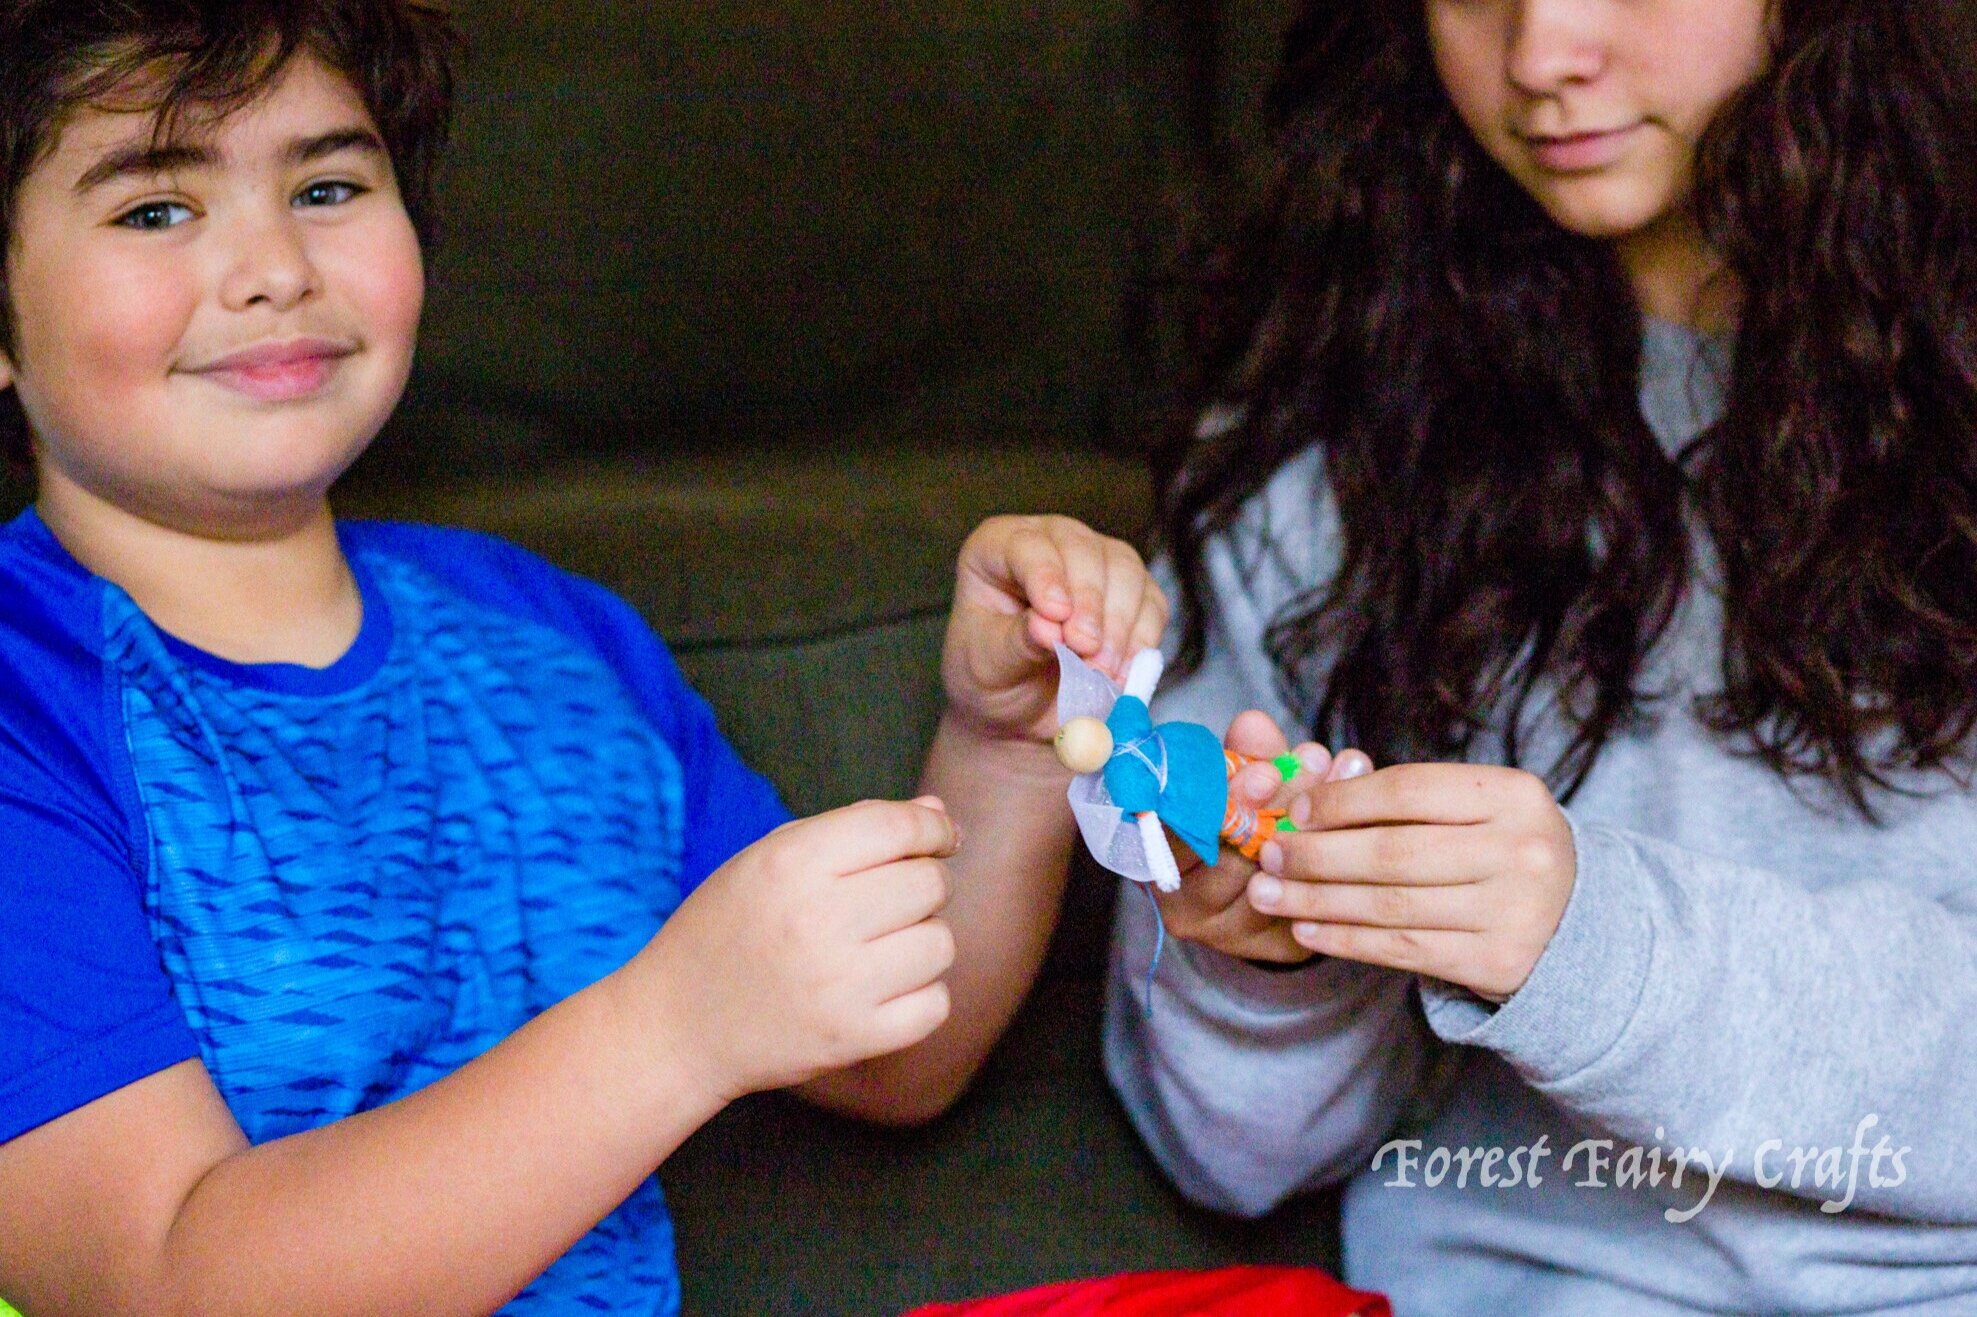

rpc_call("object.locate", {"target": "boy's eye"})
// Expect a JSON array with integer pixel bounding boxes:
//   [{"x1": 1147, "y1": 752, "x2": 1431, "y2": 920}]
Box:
[
  {"x1": 295, "y1": 180, "x2": 365, "y2": 208},
  {"x1": 116, "y1": 201, "x2": 194, "y2": 231}
]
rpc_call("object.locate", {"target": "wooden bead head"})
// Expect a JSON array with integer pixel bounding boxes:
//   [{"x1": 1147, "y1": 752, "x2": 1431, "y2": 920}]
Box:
[{"x1": 1054, "y1": 716, "x2": 1114, "y2": 774}]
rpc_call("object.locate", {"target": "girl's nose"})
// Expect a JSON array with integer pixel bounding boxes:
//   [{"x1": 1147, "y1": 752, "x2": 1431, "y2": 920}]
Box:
[{"x1": 1505, "y1": 0, "x2": 1610, "y2": 97}]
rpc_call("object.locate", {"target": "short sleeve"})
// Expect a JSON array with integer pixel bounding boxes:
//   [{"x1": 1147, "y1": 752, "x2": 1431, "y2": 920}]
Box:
[{"x1": 0, "y1": 790, "x2": 200, "y2": 1145}]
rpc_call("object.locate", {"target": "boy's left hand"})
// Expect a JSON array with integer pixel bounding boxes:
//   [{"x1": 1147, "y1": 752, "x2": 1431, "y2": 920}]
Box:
[
  {"x1": 1247, "y1": 764, "x2": 1577, "y2": 1002},
  {"x1": 942, "y1": 515, "x2": 1167, "y2": 746}
]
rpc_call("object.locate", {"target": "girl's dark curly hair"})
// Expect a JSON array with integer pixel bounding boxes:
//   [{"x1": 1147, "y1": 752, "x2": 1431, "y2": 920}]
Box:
[
  {"x1": 1158, "y1": 0, "x2": 1977, "y2": 814},
  {"x1": 0, "y1": 0, "x2": 457, "y2": 472}
]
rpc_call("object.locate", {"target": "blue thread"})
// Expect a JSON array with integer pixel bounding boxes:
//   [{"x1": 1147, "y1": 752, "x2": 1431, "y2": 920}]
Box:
[
  {"x1": 1116, "y1": 733, "x2": 1170, "y2": 791},
  {"x1": 1140, "y1": 878, "x2": 1165, "y2": 1018}
]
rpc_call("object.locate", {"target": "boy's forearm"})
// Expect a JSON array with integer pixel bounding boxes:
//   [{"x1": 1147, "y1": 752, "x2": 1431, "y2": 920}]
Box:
[
  {"x1": 800, "y1": 712, "x2": 1075, "y2": 1124},
  {"x1": 156, "y1": 975, "x2": 724, "y2": 1317}
]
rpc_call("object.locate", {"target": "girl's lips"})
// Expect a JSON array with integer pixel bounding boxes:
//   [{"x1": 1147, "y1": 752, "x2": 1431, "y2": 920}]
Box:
[
  {"x1": 190, "y1": 340, "x2": 355, "y2": 404},
  {"x1": 1523, "y1": 123, "x2": 1644, "y2": 173}
]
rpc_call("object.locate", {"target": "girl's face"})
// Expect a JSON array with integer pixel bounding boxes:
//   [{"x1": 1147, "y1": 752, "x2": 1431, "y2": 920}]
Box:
[{"x1": 1426, "y1": 0, "x2": 1772, "y2": 244}]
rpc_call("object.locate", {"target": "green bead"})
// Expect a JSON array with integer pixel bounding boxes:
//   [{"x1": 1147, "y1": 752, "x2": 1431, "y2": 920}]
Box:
[
  {"x1": 1276, "y1": 817, "x2": 1299, "y2": 833},
  {"x1": 1273, "y1": 753, "x2": 1302, "y2": 781}
]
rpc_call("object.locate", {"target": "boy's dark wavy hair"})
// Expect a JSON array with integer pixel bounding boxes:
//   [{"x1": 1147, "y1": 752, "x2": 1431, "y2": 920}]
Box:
[
  {"x1": 0, "y1": 0, "x2": 457, "y2": 472},
  {"x1": 1160, "y1": 0, "x2": 1977, "y2": 813}
]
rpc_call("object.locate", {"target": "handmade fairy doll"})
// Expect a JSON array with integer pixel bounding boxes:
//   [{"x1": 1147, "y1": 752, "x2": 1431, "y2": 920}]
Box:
[{"x1": 1051, "y1": 645, "x2": 1299, "y2": 891}]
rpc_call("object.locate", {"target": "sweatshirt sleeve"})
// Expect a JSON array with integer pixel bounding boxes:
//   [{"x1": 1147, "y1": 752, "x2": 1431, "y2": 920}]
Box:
[
  {"x1": 1419, "y1": 813, "x2": 1977, "y2": 1223},
  {"x1": 1104, "y1": 887, "x2": 1434, "y2": 1216}
]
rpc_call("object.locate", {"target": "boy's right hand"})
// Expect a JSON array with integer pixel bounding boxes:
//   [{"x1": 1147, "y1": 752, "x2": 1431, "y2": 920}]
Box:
[
  {"x1": 624, "y1": 798, "x2": 960, "y2": 1105},
  {"x1": 1155, "y1": 713, "x2": 1371, "y2": 964}
]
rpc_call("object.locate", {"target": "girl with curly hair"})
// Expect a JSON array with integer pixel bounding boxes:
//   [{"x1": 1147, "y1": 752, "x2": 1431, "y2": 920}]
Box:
[{"x1": 1107, "y1": 1, "x2": 1977, "y2": 1310}]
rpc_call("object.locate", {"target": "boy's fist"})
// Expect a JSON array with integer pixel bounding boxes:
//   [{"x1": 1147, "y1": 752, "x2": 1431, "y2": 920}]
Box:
[
  {"x1": 942, "y1": 515, "x2": 1168, "y2": 745},
  {"x1": 625, "y1": 798, "x2": 960, "y2": 1103}
]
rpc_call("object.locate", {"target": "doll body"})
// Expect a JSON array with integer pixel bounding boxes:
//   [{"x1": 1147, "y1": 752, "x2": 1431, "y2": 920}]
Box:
[{"x1": 1054, "y1": 647, "x2": 1297, "y2": 891}]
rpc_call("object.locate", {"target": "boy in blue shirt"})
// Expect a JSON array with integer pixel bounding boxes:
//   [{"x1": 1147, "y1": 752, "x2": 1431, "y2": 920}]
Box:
[{"x1": 0, "y1": 3, "x2": 1168, "y2": 1313}]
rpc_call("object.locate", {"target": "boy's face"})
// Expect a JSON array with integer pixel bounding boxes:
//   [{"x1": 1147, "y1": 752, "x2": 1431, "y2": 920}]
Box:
[{"x1": 0, "y1": 54, "x2": 423, "y2": 533}]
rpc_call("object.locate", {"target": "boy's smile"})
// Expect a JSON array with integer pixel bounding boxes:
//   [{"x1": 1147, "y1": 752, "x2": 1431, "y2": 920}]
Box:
[
  {"x1": 0, "y1": 53, "x2": 423, "y2": 538},
  {"x1": 187, "y1": 335, "x2": 361, "y2": 405}
]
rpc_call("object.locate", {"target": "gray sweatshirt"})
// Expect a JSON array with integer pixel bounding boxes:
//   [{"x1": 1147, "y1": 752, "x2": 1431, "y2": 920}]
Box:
[{"x1": 1105, "y1": 321, "x2": 1977, "y2": 1314}]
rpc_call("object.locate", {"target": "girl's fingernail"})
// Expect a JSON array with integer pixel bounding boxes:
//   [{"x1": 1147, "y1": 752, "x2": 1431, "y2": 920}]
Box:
[
  {"x1": 1290, "y1": 794, "x2": 1311, "y2": 827},
  {"x1": 1335, "y1": 751, "x2": 1373, "y2": 780},
  {"x1": 1095, "y1": 646, "x2": 1119, "y2": 674},
  {"x1": 1250, "y1": 875, "x2": 1284, "y2": 909},
  {"x1": 1259, "y1": 841, "x2": 1284, "y2": 874},
  {"x1": 1297, "y1": 744, "x2": 1329, "y2": 774},
  {"x1": 1293, "y1": 922, "x2": 1321, "y2": 945},
  {"x1": 1242, "y1": 767, "x2": 1277, "y2": 801}
]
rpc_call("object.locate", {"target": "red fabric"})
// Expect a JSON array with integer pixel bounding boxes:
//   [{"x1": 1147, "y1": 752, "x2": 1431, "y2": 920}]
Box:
[{"x1": 903, "y1": 1267, "x2": 1390, "y2": 1317}]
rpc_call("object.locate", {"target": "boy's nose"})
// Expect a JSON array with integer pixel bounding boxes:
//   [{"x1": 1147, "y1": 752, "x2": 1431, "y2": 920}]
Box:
[
  {"x1": 1505, "y1": 0, "x2": 1610, "y2": 97},
  {"x1": 217, "y1": 214, "x2": 320, "y2": 313}
]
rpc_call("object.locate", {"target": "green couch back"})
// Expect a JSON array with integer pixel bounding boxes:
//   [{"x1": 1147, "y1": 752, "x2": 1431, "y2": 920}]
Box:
[{"x1": 409, "y1": 0, "x2": 1152, "y2": 456}]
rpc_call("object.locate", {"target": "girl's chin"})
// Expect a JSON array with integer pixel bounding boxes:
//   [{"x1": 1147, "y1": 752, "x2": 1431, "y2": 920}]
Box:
[{"x1": 1535, "y1": 189, "x2": 1684, "y2": 245}]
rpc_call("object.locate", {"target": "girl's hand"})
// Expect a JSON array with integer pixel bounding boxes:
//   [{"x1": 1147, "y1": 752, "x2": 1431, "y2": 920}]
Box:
[
  {"x1": 1248, "y1": 765, "x2": 1577, "y2": 1002},
  {"x1": 941, "y1": 515, "x2": 1168, "y2": 745},
  {"x1": 1156, "y1": 711, "x2": 1373, "y2": 964}
]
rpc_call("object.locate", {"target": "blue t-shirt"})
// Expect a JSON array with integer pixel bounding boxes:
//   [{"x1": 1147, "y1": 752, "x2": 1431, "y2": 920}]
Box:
[{"x1": 0, "y1": 510, "x2": 790, "y2": 1315}]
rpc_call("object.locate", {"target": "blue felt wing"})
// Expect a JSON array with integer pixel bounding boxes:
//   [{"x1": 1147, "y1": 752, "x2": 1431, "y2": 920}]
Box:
[
  {"x1": 1100, "y1": 698, "x2": 1228, "y2": 869},
  {"x1": 1153, "y1": 720, "x2": 1227, "y2": 867}
]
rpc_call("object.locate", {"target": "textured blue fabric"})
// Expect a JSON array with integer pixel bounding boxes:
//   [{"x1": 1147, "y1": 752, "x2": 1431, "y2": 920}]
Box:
[
  {"x1": 1100, "y1": 697, "x2": 1226, "y2": 867},
  {"x1": 0, "y1": 510, "x2": 790, "y2": 1315}
]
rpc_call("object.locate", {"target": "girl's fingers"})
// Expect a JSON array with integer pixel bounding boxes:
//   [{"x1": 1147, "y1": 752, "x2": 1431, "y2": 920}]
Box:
[
  {"x1": 1281, "y1": 748, "x2": 1367, "y2": 825},
  {"x1": 1155, "y1": 873, "x2": 1313, "y2": 963},
  {"x1": 1204, "y1": 910, "x2": 1318, "y2": 964},
  {"x1": 1238, "y1": 932, "x2": 1322, "y2": 965},
  {"x1": 1263, "y1": 823, "x2": 1489, "y2": 887},
  {"x1": 1096, "y1": 538, "x2": 1150, "y2": 673},
  {"x1": 1225, "y1": 709, "x2": 1292, "y2": 760},
  {"x1": 1328, "y1": 748, "x2": 1374, "y2": 781},
  {"x1": 1263, "y1": 742, "x2": 1332, "y2": 811},
  {"x1": 1028, "y1": 609, "x2": 1075, "y2": 660},
  {"x1": 1048, "y1": 524, "x2": 1111, "y2": 658},
  {"x1": 1218, "y1": 902, "x2": 1318, "y2": 963},
  {"x1": 1249, "y1": 872, "x2": 1484, "y2": 931},
  {"x1": 1154, "y1": 851, "x2": 1253, "y2": 925},
  {"x1": 1287, "y1": 921, "x2": 1481, "y2": 979},
  {"x1": 1128, "y1": 579, "x2": 1170, "y2": 659},
  {"x1": 984, "y1": 523, "x2": 1071, "y2": 620},
  {"x1": 1301, "y1": 762, "x2": 1505, "y2": 830}
]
